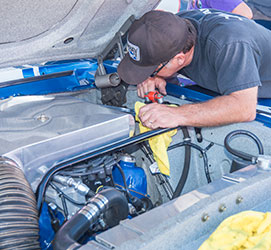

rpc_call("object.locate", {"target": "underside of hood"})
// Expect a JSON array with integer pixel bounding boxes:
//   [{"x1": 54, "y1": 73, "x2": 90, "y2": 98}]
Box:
[{"x1": 0, "y1": 0, "x2": 160, "y2": 68}]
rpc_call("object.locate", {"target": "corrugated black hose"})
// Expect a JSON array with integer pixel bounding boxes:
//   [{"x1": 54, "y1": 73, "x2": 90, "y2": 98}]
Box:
[{"x1": 0, "y1": 157, "x2": 40, "y2": 250}]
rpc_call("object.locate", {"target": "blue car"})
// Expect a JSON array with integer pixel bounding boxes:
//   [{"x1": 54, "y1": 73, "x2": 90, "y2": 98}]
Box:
[{"x1": 0, "y1": 1, "x2": 271, "y2": 249}]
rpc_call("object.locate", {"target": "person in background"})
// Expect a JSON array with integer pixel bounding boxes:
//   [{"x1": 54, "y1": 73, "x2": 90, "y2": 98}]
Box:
[{"x1": 187, "y1": 0, "x2": 253, "y2": 19}]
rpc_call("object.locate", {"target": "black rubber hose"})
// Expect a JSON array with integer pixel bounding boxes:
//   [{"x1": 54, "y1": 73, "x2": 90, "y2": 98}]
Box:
[
  {"x1": 0, "y1": 157, "x2": 40, "y2": 250},
  {"x1": 169, "y1": 141, "x2": 211, "y2": 183},
  {"x1": 53, "y1": 187, "x2": 128, "y2": 250},
  {"x1": 114, "y1": 162, "x2": 143, "y2": 210},
  {"x1": 224, "y1": 130, "x2": 264, "y2": 163},
  {"x1": 114, "y1": 163, "x2": 131, "y2": 196},
  {"x1": 172, "y1": 127, "x2": 191, "y2": 199}
]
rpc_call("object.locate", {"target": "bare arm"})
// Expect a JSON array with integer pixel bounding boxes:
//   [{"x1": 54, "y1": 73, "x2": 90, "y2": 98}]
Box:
[
  {"x1": 232, "y1": 2, "x2": 253, "y2": 19},
  {"x1": 139, "y1": 87, "x2": 258, "y2": 128}
]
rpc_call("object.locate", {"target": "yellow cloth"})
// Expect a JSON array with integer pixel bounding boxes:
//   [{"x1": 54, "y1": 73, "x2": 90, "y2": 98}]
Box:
[
  {"x1": 199, "y1": 211, "x2": 271, "y2": 250},
  {"x1": 135, "y1": 101, "x2": 177, "y2": 176}
]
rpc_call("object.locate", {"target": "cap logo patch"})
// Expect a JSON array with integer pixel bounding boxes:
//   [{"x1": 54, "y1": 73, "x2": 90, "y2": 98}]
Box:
[{"x1": 127, "y1": 39, "x2": 140, "y2": 61}]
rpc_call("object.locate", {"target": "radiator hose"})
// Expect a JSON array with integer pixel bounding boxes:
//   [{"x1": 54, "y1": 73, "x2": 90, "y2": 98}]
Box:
[
  {"x1": 0, "y1": 157, "x2": 40, "y2": 250},
  {"x1": 53, "y1": 187, "x2": 129, "y2": 250}
]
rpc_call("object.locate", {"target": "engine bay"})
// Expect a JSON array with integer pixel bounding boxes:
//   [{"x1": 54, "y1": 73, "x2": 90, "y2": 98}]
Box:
[
  {"x1": 0, "y1": 0, "x2": 271, "y2": 248},
  {"x1": 1, "y1": 83, "x2": 271, "y2": 249}
]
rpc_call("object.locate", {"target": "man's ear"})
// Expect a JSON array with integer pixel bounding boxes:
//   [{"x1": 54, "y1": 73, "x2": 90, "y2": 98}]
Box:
[{"x1": 175, "y1": 52, "x2": 185, "y2": 66}]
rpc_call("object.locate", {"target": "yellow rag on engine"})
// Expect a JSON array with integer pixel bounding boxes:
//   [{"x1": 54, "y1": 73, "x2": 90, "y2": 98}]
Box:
[
  {"x1": 199, "y1": 210, "x2": 271, "y2": 250},
  {"x1": 135, "y1": 101, "x2": 177, "y2": 176}
]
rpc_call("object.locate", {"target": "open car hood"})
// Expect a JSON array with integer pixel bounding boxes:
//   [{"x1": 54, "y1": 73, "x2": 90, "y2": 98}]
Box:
[{"x1": 0, "y1": 0, "x2": 160, "y2": 68}]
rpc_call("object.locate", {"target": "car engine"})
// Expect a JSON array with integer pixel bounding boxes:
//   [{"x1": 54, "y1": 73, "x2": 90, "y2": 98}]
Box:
[
  {"x1": 0, "y1": 0, "x2": 271, "y2": 249},
  {"x1": 0, "y1": 85, "x2": 271, "y2": 250}
]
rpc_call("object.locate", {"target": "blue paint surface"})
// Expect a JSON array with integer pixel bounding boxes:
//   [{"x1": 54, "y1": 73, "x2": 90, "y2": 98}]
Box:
[
  {"x1": 112, "y1": 160, "x2": 148, "y2": 199},
  {"x1": 0, "y1": 59, "x2": 118, "y2": 99}
]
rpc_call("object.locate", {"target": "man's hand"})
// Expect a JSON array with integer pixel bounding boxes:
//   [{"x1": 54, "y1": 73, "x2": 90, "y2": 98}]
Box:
[
  {"x1": 137, "y1": 76, "x2": 167, "y2": 98},
  {"x1": 138, "y1": 103, "x2": 180, "y2": 129}
]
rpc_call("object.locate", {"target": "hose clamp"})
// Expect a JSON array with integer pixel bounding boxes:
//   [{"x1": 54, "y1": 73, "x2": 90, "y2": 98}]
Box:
[
  {"x1": 79, "y1": 203, "x2": 99, "y2": 221},
  {"x1": 92, "y1": 194, "x2": 108, "y2": 211}
]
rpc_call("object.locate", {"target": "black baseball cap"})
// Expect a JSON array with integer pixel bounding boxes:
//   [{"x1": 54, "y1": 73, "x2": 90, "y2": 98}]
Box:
[{"x1": 117, "y1": 10, "x2": 189, "y2": 85}]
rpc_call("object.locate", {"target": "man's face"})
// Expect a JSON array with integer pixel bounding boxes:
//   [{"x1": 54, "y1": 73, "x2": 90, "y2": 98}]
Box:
[
  {"x1": 155, "y1": 60, "x2": 177, "y2": 78},
  {"x1": 152, "y1": 54, "x2": 187, "y2": 78}
]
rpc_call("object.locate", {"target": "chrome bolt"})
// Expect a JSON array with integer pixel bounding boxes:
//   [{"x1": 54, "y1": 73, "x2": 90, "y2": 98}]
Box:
[
  {"x1": 98, "y1": 218, "x2": 106, "y2": 229},
  {"x1": 128, "y1": 204, "x2": 136, "y2": 215},
  {"x1": 236, "y1": 196, "x2": 243, "y2": 204},
  {"x1": 37, "y1": 114, "x2": 49, "y2": 123},
  {"x1": 218, "y1": 204, "x2": 226, "y2": 213},
  {"x1": 201, "y1": 213, "x2": 210, "y2": 222}
]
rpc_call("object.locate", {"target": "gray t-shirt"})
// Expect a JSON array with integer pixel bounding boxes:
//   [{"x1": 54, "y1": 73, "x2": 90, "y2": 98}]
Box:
[
  {"x1": 178, "y1": 9, "x2": 271, "y2": 98},
  {"x1": 248, "y1": 0, "x2": 271, "y2": 18}
]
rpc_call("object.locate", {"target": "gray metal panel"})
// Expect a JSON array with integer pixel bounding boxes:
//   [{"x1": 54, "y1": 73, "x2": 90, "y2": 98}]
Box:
[
  {"x1": 79, "y1": 241, "x2": 110, "y2": 250},
  {"x1": 0, "y1": 0, "x2": 160, "y2": 68},
  {"x1": 90, "y1": 166, "x2": 271, "y2": 250},
  {"x1": 96, "y1": 223, "x2": 144, "y2": 249},
  {"x1": 2, "y1": 95, "x2": 134, "y2": 191}
]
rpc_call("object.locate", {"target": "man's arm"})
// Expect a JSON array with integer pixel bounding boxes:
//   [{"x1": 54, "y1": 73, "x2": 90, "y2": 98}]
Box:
[
  {"x1": 232, "y1": 2, "x2": 253, "y2": 19},
  {"x1": 138, "y1": 87, "x2": 258, "y2": 128}
]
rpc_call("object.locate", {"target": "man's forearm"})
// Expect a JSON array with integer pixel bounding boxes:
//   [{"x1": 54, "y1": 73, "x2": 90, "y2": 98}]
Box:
[
  {"x1": 138, "y1": 87, "x2": 258, "y2": 129},
  {"x1": 176, "y1": 93, "x2": 256, "y2": 127}
]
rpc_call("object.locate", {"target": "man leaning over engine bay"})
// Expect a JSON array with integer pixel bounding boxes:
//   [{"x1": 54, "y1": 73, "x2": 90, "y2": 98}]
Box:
[{"x1": 117, "y1": 9, "x2": 271, "y2": 129}]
